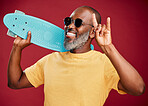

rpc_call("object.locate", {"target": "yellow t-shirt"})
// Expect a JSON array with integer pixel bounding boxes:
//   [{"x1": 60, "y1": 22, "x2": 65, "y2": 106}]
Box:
[{"x1": 25, "y1": 50, "x2": 125, "y2": 106}]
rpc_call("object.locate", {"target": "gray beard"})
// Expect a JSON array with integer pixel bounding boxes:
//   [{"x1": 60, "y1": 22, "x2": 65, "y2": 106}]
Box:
[{"x1": 64, "y1": 31, "x2": 90, "y2": 50}]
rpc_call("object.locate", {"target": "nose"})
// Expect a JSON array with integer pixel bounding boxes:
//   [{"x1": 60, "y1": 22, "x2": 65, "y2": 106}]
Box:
[
  {"x1": 68, "y1": 21, "x2": 75, "y2": 29},
  {"x1": 64, "y1": 22, "x2": 75, "y2": 32}
]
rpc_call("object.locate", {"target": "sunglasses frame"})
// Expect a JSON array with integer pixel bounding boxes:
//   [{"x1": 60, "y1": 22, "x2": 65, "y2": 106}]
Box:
[{"x1": 64, "y1": 17, "x2": 94, "y2": 28}]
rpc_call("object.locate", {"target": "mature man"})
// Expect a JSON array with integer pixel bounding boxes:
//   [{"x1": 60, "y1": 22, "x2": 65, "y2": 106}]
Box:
[{"x1": 8, "y1": 6, "x2": 145, "y2": 106}]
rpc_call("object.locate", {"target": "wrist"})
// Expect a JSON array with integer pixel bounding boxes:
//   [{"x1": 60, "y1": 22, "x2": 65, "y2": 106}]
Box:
[
  {"x1": 100, "y1": 43, "x2": 115, "y2": 56},
  {"x1": 12, "y1": 45, "x2": 22, "y2": 52}
]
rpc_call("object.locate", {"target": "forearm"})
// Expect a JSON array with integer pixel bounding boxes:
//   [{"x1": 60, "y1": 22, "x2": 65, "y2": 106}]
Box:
[
  {"x1": 101, "y1": 43, "x2": 145, "y2": 95},
  {"x1": 7, "y1": 46, "x2": 23, "y2": 88}
]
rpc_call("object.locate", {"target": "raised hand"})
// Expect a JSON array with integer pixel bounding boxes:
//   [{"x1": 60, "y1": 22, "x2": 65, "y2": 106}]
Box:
[
  {"x1": 92, "y1": 14, "x2": 112, "y2": 47},
  {"x1": 13, "y1": 31, "x2": 32, "y2": 50}
]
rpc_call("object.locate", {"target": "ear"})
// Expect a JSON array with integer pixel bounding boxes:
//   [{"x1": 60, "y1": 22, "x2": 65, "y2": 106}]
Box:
[{"x1": 89, "y1": 27, "x2": 95, "y2": 39}]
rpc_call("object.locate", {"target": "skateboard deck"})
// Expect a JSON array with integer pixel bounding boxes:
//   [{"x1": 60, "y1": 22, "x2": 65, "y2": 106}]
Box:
[{"x1": 3, "y1": 10, "x2": 94, "y2": 52}]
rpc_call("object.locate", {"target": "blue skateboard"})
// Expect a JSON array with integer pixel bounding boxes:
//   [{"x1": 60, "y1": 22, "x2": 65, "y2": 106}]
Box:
[{"x1": 3, "y1": 10, "x2": 94, "y2": 52}]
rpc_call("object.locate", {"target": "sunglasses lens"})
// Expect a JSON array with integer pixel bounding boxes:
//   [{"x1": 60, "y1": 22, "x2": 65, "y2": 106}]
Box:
[
  {"x1": 64, "y1": 17, "x2": 83, "y2": 28},
  {"x1": 64, "y1": 17, "x2": 71, "y2": 26},
  {"x1": 75, "y1": 18, "x2": 82, "y2": 27}
]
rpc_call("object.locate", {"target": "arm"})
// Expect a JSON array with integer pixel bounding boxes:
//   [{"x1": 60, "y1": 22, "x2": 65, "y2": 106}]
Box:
[
  {"x1": 102, "y1": 44, "x2": 145, "y2": 96},
  {"x1": 92, "y1": 14, "x2": 145, "y2": 96},
  {"x1": 7, "y1": 31, "x2": 33, "y2": 89}
]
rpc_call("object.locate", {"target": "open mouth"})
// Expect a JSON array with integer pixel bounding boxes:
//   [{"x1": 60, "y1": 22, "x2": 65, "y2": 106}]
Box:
[
  {"x1": 64, "y1": 32, "x2": 77, "y2": 43},
  {"x1": 67, "y1": 32, "x2": 76, "y2": 37}
]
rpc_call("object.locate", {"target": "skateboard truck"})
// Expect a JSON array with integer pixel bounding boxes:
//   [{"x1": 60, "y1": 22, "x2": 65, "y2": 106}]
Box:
[{"x1": 7, "y1": 10, "x2": 25, "y2": 38}]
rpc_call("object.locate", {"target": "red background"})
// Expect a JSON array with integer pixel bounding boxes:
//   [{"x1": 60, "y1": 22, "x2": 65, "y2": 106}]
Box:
[{"x1": 0, "y1": 0, "x2": 148, "y2": 106}]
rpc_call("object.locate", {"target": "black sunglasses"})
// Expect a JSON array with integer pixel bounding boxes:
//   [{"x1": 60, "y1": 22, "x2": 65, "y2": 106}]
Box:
[{"x1": 64, "y1": 17, "x2": 94, "y2": 28}]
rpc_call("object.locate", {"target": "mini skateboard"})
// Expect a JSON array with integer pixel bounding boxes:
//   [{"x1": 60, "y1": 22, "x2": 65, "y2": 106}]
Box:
[{"x1": 3, "y1": 10, "x2": 94, "y2": 52}]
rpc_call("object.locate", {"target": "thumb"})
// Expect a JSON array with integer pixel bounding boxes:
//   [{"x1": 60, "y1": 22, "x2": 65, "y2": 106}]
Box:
[{"x1": 26, "y1": 31, "x2": 31, "y2": 43}]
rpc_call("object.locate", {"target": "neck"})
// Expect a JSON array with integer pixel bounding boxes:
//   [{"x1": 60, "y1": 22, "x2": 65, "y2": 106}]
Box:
[{"x1": 70, "y1": 39, "x2": 92, "y2": 53}]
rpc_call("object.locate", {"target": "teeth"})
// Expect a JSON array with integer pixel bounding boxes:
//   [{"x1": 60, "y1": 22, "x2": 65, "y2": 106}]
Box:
[{"x1": 67, "y1": 32, "x2": 76, "y2": 36}]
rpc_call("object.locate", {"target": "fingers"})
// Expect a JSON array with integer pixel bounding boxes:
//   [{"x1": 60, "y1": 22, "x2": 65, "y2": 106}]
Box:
[
  {"x1": 92, "y1": 13, "x2": 98, "y2": 28},
  {"x1": 14, "y1": 36, "x2": 21, "y2": 44},
  {"x1": 93, "y1": 16, "x2": 111, "y2": 40},
  {"x1": 98, "y1": 24, "x2": 102, "y2": 32},
  {"x1": 13, "y1": 31, "x2": 32, "y2": 50},
  {"x1": 96, "y1": 17, "x2": 111, "y2": 34},
  {"x1": 100, "y1": 24, "x2": 106, "y2": 36},
  {"x1": 15, "y1": 35, "x2": 22, "y2": 41},
  {"x1": 14, "y1": 31, "x2": 31, "y2": 43},
  {"x1": 26, "y1": 31, "x2": 31, "y2": 43},
  {"x1": 106, "y1": 17, "x2": 110, "y2": 31},
  {"x1": 95, "y1": 24, "x2": 101, "y2": 34}
]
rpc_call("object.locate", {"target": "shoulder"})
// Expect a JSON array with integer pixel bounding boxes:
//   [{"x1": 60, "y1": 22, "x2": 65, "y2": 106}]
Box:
[
  {"x1": 36, "y1": 52, "x2": 59, "y2": 63},
  {"x1": 92, "y1": 50, "x2": 107, "y2": 61},
  {"x1": 92, "y1": 50, "x2": 103, "y2": 55}
]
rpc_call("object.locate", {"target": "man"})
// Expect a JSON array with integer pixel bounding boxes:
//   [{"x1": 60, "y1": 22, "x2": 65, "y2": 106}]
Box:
[{"x1": 7, "y1": 6, "x2": 145, "y2": 106}]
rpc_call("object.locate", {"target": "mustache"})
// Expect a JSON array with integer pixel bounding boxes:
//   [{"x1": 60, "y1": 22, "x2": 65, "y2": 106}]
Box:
[{"x1": 65, "y1": 28, "x2": 77, "y2": 35}]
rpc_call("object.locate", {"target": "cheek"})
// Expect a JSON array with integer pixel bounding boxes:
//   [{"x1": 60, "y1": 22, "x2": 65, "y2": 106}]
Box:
[
  {"x1": 76, "y1": 26, "x2": 89, "y2": 36},
  {"x1": 76, "y1": 27, "x2": 83, "y2": 36}
]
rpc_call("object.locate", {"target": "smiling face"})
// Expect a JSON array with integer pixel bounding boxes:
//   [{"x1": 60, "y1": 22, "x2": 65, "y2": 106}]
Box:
[{"x1": 64, "y1": 7, "x2": 93, "y2": 50}]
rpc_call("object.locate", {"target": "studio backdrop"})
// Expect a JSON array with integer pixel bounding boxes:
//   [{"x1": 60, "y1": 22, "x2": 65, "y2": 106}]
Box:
[{"x1": 0, "y1": 0, "x2": 148, "y2": 106}]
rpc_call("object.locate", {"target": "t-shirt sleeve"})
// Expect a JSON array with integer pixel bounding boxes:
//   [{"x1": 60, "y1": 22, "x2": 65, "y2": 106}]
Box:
[
  {"x1": 103, "y1": 54, "x2": 126, "y2": 94},
  {"x1": 24, "y1": 54, "x2": 49, "y2": 88}
]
